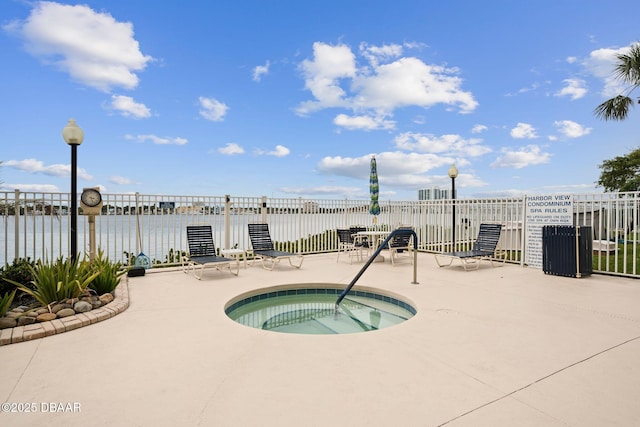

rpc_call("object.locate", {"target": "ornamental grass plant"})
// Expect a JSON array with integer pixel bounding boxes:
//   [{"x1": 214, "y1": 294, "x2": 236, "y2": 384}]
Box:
[
  {"x1": 88, "y1": 249, "x2": 127, "y2": 295},
  {"x1": 0, "y1": 290, "x2": 16, "y2": 317},
  {"x1": 3, "y1": 256, "x2": 101, "y2": 307}
]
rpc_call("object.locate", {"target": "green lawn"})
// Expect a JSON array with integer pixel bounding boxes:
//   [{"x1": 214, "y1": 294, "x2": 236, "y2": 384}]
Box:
[{"x1": 592, "y1": 243, "x2": 640, "y2": 275}]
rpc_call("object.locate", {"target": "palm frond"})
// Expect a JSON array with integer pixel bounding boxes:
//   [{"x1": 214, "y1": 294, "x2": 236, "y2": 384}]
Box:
[
  {"x1": 614, "y1": 43, "x2": 640, "y2": 85},
  {"x1": 594, "y1": 95, "x2": 634, "y2": 121}
]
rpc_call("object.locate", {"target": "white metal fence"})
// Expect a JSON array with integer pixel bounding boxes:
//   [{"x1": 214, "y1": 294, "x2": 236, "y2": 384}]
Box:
[{"x1": 1, "y1": 190, "x2": 639, "y2": 277}]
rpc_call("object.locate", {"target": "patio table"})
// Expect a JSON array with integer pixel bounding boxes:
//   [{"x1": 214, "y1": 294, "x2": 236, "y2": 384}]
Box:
[
  {"x1": 355, "y1": 230, "x2": 390, "y2": 262},
  {"x1": 221, "y1": 248, "x2": 253, "y2": 268}
]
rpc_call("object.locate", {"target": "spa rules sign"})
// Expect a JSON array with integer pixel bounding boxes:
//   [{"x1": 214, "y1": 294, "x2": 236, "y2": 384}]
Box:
[{"x1": 524, "y1": 194, "x2": 573, "y2": 268}]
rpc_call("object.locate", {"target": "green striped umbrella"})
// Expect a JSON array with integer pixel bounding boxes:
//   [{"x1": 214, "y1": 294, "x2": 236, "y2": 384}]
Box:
[{"x1": 369, "y1": 156, "x2": 380, "y2": 223}]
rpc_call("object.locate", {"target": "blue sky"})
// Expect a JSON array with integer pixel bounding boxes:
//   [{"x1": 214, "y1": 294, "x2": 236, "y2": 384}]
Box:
[{"x1": 1, "y1": 0, "x2": 639, "y2": 200}]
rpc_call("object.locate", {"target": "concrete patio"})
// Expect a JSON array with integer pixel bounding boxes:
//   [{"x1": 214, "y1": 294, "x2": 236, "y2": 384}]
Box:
[{"x1": 1, "y1": 252, "x2": 639, "y2": 426}]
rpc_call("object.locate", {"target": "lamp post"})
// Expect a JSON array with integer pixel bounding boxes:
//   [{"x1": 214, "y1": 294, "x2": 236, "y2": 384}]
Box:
[
  {"x1": 448, "y1": 163, "x2": 458, "y2": 250},
  {"x1": 62, "y1": 119, "x2": 84, "y2": 261}
]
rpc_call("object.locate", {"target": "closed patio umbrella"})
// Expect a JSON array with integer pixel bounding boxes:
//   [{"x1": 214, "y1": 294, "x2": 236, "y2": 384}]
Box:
[{"x1": 369, "y1": 156, "x2": 380, "y2": 224}]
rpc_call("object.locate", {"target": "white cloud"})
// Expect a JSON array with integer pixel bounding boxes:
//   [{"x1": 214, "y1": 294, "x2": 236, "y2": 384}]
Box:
[
  {"x1": 506, "y1": 82, "x2": 541, "y2": 97},
  {"x1": 318, "y1": 152, "x2": 450, "y2": 179},
  {"x1": 413, "y1": 115, "x2": 426, "y2": 125},
  {"x1": 555, "y1": 78, "x2": 587, "y2": 100},
  {"x1": 471, "y1": 124, "x2": 488, "y2": 134},
  {"x1": 393, "y1": 132, "x2": 491, "y2": 157},
  {"x1": 317, "y1": 151, "x2": 484, "y2": 190},
  {"x1": 218, "y1": 143, "x2": 245, "y2": 155},
  {"x1": 352, "y1": 57, "x2": 478, "y2": 114},
  {"x1": 0, "y1": 183, "x2": 60, "y2": 192},
  {"x1": 124, "y1": 134, "x2": 187, "y2": 145},
  {"x1": 252, "y1": 60, "x2": 270, "y2": 82},
  {"x1": 4, "y1": 2, "x2": 153, "y2": 92},
  {"x1": 510, "y1": 122, "x2": 538, "y2": 139},
  {"x1": 296, "y1": 42, "x2": 477, "y2": 119},
  {"x1": 333, "y1": 114, "x2": 395, "y2": 131},
  {"x1": 109, "y1": 95, "x2": 151, "y2": 118},
  {"x1": 198, "y1": 96, "x2": 228, "y2": 122},
  {"x1": 491, "y1": 145, "x2": 550, "y2": 169},
  {"x1": 554, "y1": 120, "x2": 592, "y2": 138},
  {"x1": 583, "y1": 45, "x2": 631, "y2": 97},
  {"x1": 4, "y1": 158, "x2": 92, "y2": 180},
  {"x1": 279, "y1": 185, "x2": 363, "y2": 198},
  {"x1": 359, "y1": 42, "x2": 403, "y2": 67},
  {"x1": 296, "y1": 42, "x2": 356, "y2": 114},
  {"x1": 268, "y1": 145, "x2": 290, "y2": 157},
  {"x1": 253, "y1": 146, "x2": 289, "y2": 157},
  {"x1": 109, "y1": 176, "x2": 134, "y2": 185}
]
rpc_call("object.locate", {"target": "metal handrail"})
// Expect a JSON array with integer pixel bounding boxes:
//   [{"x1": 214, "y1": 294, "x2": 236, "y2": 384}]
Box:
[{"x1": 335, "y1": 228, "x2": 419, "y2": 309}]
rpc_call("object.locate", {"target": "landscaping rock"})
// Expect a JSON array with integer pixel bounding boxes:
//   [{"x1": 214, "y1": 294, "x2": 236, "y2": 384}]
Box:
[
  {"x1": 0, "y1": 282, "x2": 124, "y2": 340},
  {"x1": 99, "y1": 293, "x2": 114, "y2": 304},
  {"x1": 0, "y1": 318, "x2": 17, "y2": 329},
  {"x1": 17, "y1": 316, "x2": 36, "y2": 326},
  {"x1": 73, "y1": 301, "x2": 92, "y2": 313},
  {"x1": 56, "y1": 308, "x2": 76, "y2": 318},
  {"x1": 51, "y1": 303, "x2": 72, "y2": 314},
  {"x1": 36, "y1": 313, "x2": 57, "y2": 322}
]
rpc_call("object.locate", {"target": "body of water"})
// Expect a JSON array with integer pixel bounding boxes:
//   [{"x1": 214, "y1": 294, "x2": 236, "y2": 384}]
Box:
[{"x1": 1, "y1": 211, "x2": 382, "y2": 265}]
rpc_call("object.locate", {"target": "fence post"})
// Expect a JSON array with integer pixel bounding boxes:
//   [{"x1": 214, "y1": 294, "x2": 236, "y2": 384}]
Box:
[
  {"x1": 298, "y1": 197, "x2": 303, "y2": 253},
  {"x1": 261, "y1": 196, "x2": 267, "y2": 223},
  {"x1": 14, "y1": 189, "x2": 20, "y2": 260},
  {"x1": 134, "y1": 192, "x2": 140, "y2": 255},
  {"x1": 224, "y1": 194, "x2": 231, "y2": 249},
  {"x1": 343, "y1": 198, "x2": 348, "y2": 227},
  {"x1": 519, "y1": 196, "x2": 527, "y2": 267}
]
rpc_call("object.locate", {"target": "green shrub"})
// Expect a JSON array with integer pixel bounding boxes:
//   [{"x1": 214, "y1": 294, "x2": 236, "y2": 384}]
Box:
[
  {"x1": 88, "y1": 249, "x2": 127, "y2": 295},
  {"x1": 164, "y1": 248, "x2": 185, "y2": 264},
  {"x1": 0, "y1": 258, "x2": 36, "y2": 295},
  {"x1": 0, "y1": 290, "x2": 16, "y2": 317},
  {"x1": 3, "y1": 256, "x2": 100, "y2": 307}
]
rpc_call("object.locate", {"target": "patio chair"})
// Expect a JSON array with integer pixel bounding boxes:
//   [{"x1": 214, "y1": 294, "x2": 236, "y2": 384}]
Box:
[
  {"x1": 434, "y1": 223, "x2": 504, "y2": 271},
  {"x1": 183, "y1": 225, "x2": 239, "y2": 279},
  {"x1": 248, "y1": 223, "x2": 304, "y2": 270},
  {"x1": 336, "y1": 229, "x2": 361, "y2": 263},
  {"x1": 388, "y1": 227, "x2": 415, "y2": 266},
  {"x1": 349, "y1": 226, "x2": 371, "y2": 256}
]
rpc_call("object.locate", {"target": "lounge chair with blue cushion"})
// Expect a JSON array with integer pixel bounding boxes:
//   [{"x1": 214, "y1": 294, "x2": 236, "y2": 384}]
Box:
[
  {"x1": 183, "y1": 225, "x2": 239, "y2": 279},
  {"x1": 435, "y1": 223, "x2": 503, "y2": 271},
  {"x1": 248, "y1": 223, "x2": 304, "y2": 270}
]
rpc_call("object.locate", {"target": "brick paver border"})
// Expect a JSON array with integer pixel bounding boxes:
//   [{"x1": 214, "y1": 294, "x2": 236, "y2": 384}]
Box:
[{"x1": 0, "y1": 277, "x2": 130, "y2": 346}]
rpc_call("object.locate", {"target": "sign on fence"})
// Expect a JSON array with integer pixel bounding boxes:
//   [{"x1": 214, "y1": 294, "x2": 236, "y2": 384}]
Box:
[
  {"x1": 158, "y1": 202, "x2": 175, "y2": 210},
  {"x1": 524, "y1": 194, "x2": 573, "y2": 268}
]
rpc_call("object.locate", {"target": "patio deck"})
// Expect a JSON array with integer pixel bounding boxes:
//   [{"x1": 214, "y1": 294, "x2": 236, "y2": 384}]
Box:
[{"x1": 1, "y1": 252, "x2": 639, "y2": 426}]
